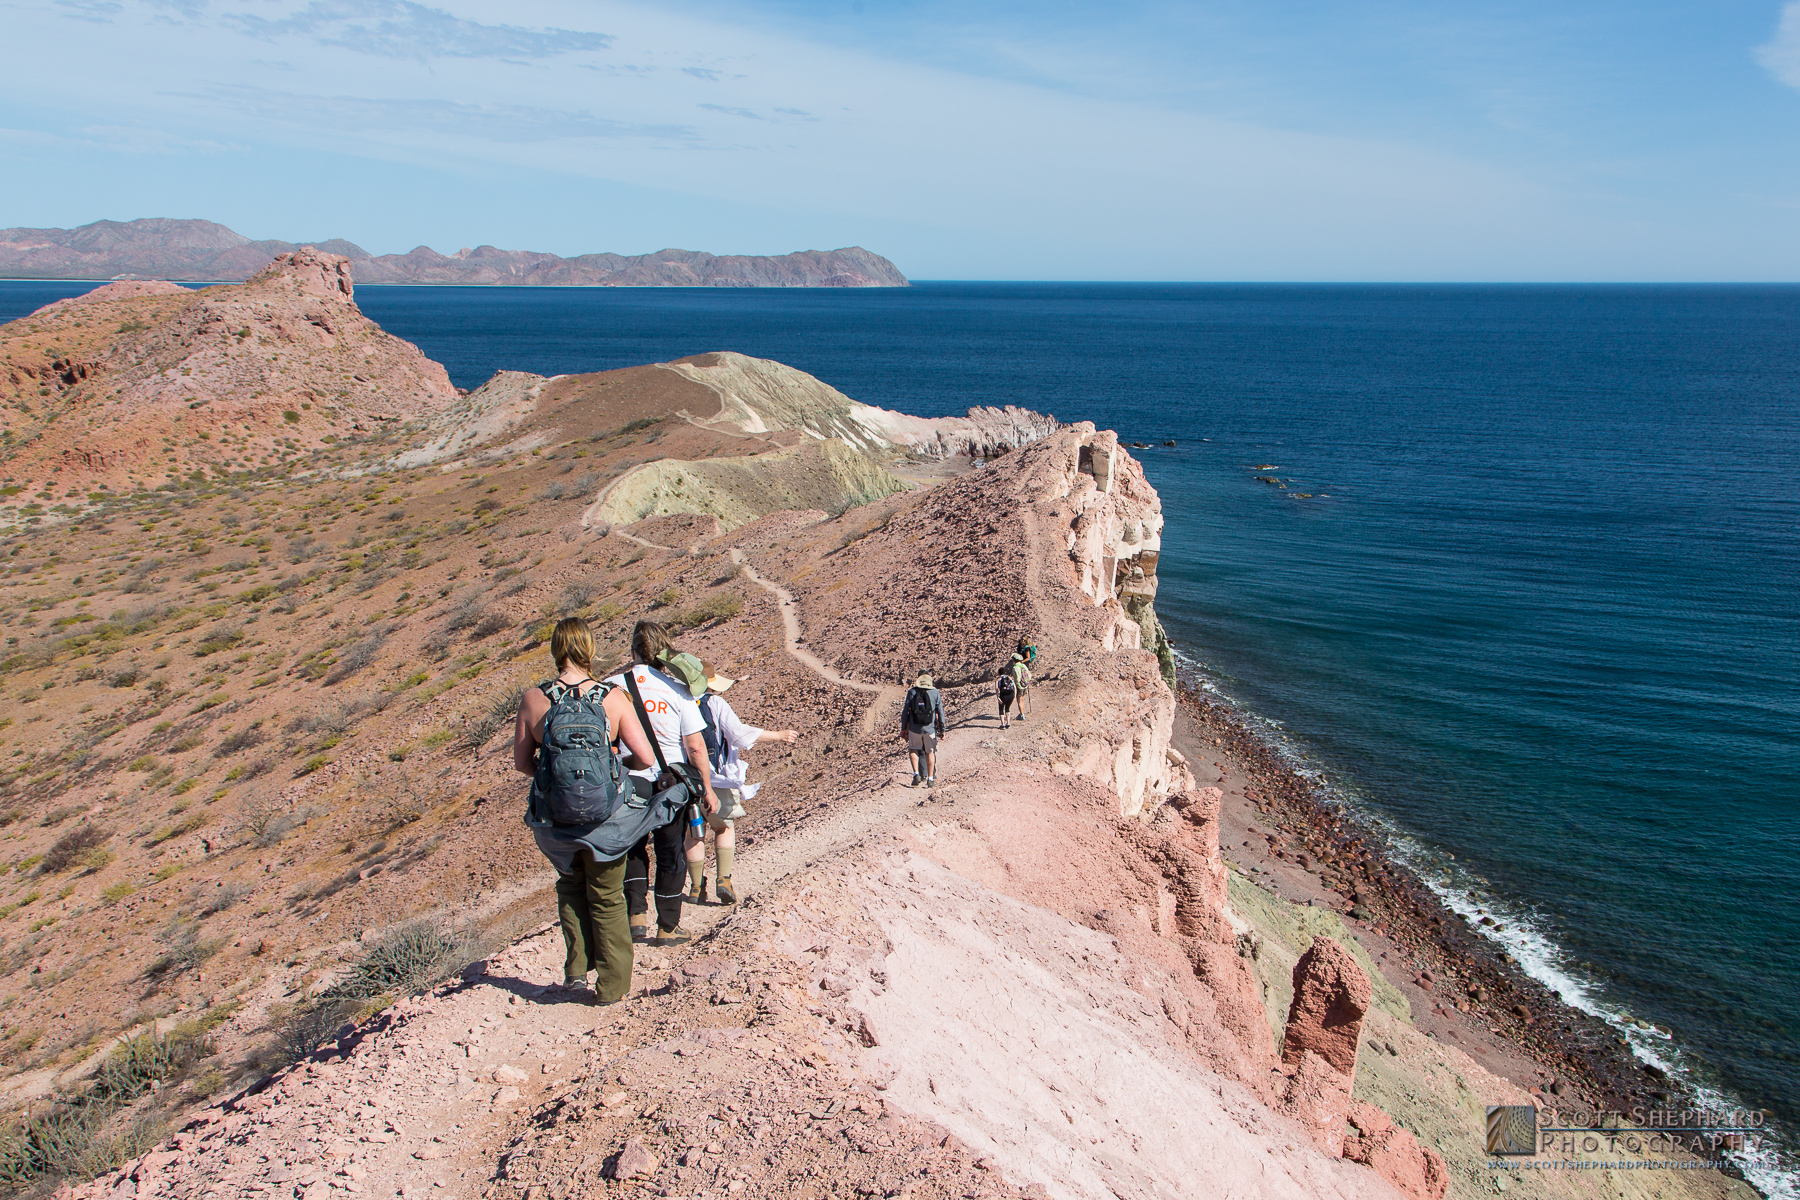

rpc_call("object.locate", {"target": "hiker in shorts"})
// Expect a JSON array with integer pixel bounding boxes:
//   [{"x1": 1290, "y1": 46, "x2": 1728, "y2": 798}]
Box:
[
  {"x1": 608, "y1": 620, "x2": 720, "y2": 948},
  {"x1": 900, "y1": 672, "x2": 946, "y2": 788},
  {"x1": 513, "y1": 618, "x2": 657, "y2": 1002},
  {"x1": 997, "y1": 661, "x2": 1019, "y2": 728},
  {"x1": 1005, "y1": 650, "x2": 1033, "y2": 723},
  {"x1": 677, "y1": 660, "x2": 798, "y2": 906}
]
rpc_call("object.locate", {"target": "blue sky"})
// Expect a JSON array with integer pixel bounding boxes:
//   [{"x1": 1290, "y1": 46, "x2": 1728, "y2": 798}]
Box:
[{"x1": 4, "y1": 0, "x2": 1800, "y2": 279}]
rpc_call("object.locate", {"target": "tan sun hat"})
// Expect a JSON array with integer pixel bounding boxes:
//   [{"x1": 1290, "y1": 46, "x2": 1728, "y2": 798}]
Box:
[
  {"x1": 915, "y1": 673, "x2": 934, "y2": 688},
  {"x1": 701, "y1": 659, "x2": 735, "y2": 693}
]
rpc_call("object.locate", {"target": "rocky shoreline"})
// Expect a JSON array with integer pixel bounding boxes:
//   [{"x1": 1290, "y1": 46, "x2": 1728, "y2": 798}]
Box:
[{"x1": 1173, "y1": 683, "x2": 1721, "y2": 1136}]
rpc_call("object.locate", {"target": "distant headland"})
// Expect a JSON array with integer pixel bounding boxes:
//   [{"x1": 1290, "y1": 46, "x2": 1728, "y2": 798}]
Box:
[{"x1": 0, "y1": 217, "x2": 910, "y2": 287}]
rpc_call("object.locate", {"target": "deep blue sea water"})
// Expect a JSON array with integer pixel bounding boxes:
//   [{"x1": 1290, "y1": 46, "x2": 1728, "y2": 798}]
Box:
[{"x1": 5, "y1": 280, "x2": 1797, "y2": 1192}]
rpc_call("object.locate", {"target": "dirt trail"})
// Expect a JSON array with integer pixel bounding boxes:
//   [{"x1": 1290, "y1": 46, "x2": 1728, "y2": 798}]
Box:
[
  {"x1": 589, "y1": 516, "x2": 907, "y2": 737},
  {"x1": 726, "y1": 547, "x2": 906, "y2": 735},
  {"x1": 553, "y1": 522, "x2": 961, "y2": 925}
]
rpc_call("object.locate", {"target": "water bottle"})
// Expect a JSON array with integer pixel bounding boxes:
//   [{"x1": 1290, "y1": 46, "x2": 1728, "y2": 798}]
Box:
[{"x1": 688, "y1": 802, "x2": 703, "y2": 839}]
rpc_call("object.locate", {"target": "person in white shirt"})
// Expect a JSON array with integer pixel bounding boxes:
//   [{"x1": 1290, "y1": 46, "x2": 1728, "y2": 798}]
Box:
[
  {"x1": 681, "y1": 660, "x2": 798, "y2": 905},
  {"x1": 606, "y1": 620, "x2": 719, "y2": 947}
]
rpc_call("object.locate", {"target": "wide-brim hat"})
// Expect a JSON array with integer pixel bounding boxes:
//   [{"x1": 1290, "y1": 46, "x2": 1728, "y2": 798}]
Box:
[
  {"x1": 660, "y1": 651, "x2": 709, "y2": 699},
  {"x1": 701, "y1": 659, "x2": 735, "y2": 693},
  {"x1": 915, "y1": 673, "x2": 934, "y2": 688}
]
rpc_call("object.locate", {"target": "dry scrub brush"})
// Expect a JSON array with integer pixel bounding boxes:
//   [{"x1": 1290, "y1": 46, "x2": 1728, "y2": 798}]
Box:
[
  {"x1": 325, "y1": 919, "x2": 480, "y2": 1000},
  {"x1": 236, "y1": 793, "x2": 297, "y2": 847},
  {"x1": 0, "y1": 1029, "x2": 213, "y2": 1187},
  {"x1": 457, "y1": 684, "x2": 526, "y2": 751},
  {"x1": 673, "y1": 591, "x2": 743, "y2": 630},
  {"x1": 40, "y1": 825, "x2": 110, "y2": 875}
]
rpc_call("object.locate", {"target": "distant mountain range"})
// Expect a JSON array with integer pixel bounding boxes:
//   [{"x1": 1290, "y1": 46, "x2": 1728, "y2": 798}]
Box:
[{"x1": 0, "y1": 218, "x2": 909, "y2": 288}]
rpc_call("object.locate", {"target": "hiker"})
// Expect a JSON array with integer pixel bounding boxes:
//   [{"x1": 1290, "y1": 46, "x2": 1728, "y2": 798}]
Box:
[
  {"x1": 680, "y1": 661, "x2": 798, "y2": 906},
  {"x1": 1005, "y1": 649, "x2": 1033, "y2": 723},
  {"x1": 1015, "y1": 637, "x2": 1039, "y2": 669},
  {"x1": 997, "y1": 661, "x2": 1019, "y2": 728},
  {"x1": 513, "y1": 618, "x2": 659, "y2": 1003},
  {"x1": 607, "y1": 620, "x2": 720, "y2": 948},
  {"x1": 900, "y1": 672, "x2": 946, "y2": 788}
]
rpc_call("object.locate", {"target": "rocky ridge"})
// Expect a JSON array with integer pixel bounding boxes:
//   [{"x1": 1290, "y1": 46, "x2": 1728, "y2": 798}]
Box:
[
  {"x1": 0, "y1": 283, "x2": 1751, "y2": 1200},
  {"x1": 0, "y1": 220, "x2": 909, "y2": 288},
  {"x1": 0, "y1": 249, "x2": 455, "y2": 508}
]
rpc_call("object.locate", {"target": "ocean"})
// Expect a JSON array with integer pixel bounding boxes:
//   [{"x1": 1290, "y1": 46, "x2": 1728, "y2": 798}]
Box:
[{"x1": 5, "y1": 279, "x2": 1797, "y2": 1193}]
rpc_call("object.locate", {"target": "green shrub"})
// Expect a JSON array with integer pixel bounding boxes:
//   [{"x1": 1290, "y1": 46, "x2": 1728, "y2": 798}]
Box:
[
  {"x1": 271, "y1": 1000, "x2": 357, "y2": 1066},
  {"x1": 144, "y1": 812, "x2": 208, "y2": 846},
  {"x1": 90, "y1": 1030, "x2": 212, "y2": 1107},
  {"x1": 144, "y1": 920, "x2": 220, "y2": 979},
  {"x1": 459, "y1": 685, "x2": 524, "y2": 750},
  {"x1": 212, "y1": 726, "x2": 268, "y2": 757},
  {"x1": 0, "y1": 1026, "x2": 210, "y2": 1185},
  {"x1": 192, "y1": 627, "x2": 243, "y2": 657},
  {"x1": 674, "y1": 592, "x2": 742, "y2": 629},
  {"x1": 327, "y1": 918, "x2": 478, "y2": 1000}
]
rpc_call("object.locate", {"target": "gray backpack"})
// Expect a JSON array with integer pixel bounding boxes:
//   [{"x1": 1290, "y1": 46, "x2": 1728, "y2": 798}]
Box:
[{"x1": 531, "y1": 679, "x2": 628, "y2": 827}]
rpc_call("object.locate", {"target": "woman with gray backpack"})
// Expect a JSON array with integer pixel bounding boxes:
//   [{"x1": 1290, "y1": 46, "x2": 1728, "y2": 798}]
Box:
[{"x1": 514, "y1": 618, "x2": 664, "y2": 1004}]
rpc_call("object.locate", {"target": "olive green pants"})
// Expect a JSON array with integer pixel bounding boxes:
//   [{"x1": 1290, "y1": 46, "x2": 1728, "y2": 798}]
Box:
[{"x1": 554, "y1": 848, "x2": 633, "y2": 1002}]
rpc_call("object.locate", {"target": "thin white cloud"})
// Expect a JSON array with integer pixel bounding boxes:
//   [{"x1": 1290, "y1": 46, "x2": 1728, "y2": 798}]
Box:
[
  {"x1": 55, "y1": 0, "x2": 121, "y2": 22},
  {"x1": 223, "y1": 0, "x2": 612, "y2": 62},
  {"x1": 194, "y1": 85, "x2": 695, "y2": 142},
  {"x1": 8, "y1": 0, "x2": 1775, "y2": 278},
  {"x1": 1754, "y1": 2, "x2": 1800, "y2": 89},
  {"x1": 0, "y1": 124, "x2": 232, "y2": 154}
]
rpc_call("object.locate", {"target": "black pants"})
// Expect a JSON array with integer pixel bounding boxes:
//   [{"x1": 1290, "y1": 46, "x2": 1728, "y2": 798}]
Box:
[{"x1": 625, "y1": 810, "x2": 686, "y2": 932}]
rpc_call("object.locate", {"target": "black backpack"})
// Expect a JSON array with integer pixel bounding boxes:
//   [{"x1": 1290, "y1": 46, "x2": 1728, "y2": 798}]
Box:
[
  {"x1": 998, "y1": 670, "x2": 1016, "y2": 698},
  {"x1": 907, "y1": 687, "x2": 935, "y2": 727},
  {"x1": 531, "y1": 679, "x2": 628, "y2": 827}
]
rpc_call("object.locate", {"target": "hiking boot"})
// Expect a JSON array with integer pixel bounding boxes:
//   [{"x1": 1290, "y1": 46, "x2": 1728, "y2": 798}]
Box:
[
  {"x1": 688, "y1": 876, "x2": 708, "y2": 905},
  {"x1": 653, "y1": 926, "x2": 692, "y2": 947},
  {"x1": 926, "y1": 775, "x2": 937, "y2": 788},
  {"x1": 715, "y1": 878, "x2": 737, "y2": 905},
  {"x1": 909, "y1": 773, "x2": 921, "y2": 788},
  {"x1": 630, "y1": 923, "x2": 651, "y2": 944}
]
